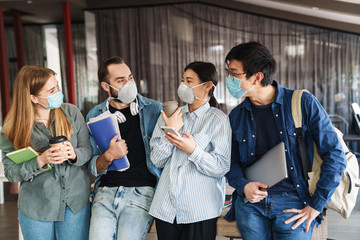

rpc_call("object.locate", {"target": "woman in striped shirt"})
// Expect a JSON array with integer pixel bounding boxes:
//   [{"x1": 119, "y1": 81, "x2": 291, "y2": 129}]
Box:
[{"x1": 149, "y1": 61, "x2": 232, "y2": 240}]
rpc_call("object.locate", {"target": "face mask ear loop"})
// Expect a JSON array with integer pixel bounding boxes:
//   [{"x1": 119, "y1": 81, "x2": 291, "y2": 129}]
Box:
[
  {"x1": 193, "y1": 81, "x2": 210, "y2": 102},
  {"x1": 37, "y1": 102, "x2": 50, "y2": 109},
  {"x1": 35, "y1": 95, "x2": 48, "y2": 108},
  {"x1": 107, "y1": 83, "x2": 118, "y2": 91},
  {"x1": 107, "y1": 83, "x2": 119, "y2": 100},
  {"x1": 245, "y1": 84, "x2": 255, "y2": 94},
  {"x1": 192, "y1": 81, "x2": 207, "y2": 89}
]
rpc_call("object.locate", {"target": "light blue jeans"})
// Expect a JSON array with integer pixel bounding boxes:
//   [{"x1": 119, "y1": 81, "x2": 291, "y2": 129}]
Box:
[
  {"x1": 18, "y1": 203, "x2": 90, "y2": 240},
  {"x1": 89, "y1": 186, "x2": 155, "y2": 240},
  {"x1": 235, "y1": 191, "x2": 315, "y2": 240}
]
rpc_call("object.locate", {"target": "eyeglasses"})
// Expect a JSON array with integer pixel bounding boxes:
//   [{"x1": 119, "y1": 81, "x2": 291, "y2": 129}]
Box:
[{"x1": 225, "y1": 68, "x2": 246, "y2": 79}]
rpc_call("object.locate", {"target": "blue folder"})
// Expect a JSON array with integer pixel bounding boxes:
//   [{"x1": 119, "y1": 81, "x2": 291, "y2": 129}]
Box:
[{"x1": 87, "y1": 115, "x2": 130, "y2": 171}]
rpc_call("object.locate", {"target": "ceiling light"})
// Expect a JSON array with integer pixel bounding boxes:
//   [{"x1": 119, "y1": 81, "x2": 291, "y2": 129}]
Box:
[{"x1": 312, "y1": 7, "x2": 319, "y2": 10}]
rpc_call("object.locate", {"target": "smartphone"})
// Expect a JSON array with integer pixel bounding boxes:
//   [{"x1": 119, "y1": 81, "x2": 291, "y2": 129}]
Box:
[{"x1": 160, "y1": 126, "x2": 181, "y2": 137}]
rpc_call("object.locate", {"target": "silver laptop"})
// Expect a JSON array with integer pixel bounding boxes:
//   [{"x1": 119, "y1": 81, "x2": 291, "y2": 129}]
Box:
[{"x1": 244, "y1": 142, "x2": 288, "y2": 188}]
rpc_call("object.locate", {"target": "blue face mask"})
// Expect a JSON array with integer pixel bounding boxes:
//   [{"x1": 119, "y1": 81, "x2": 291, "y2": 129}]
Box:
[
  {"x1": 38, "y1": 91, "x2": 64, "y2": 109},
  {"x1": 226, "y1": 75, "x2": 247, "y2": 99}
]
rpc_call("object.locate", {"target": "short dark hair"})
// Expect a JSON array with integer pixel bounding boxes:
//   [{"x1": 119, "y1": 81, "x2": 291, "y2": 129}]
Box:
[
  {"x1": 184, "y1": 61, "x2": 220, "y2": 109},
  {"x1": 98, "y1": 56, "x2": 125, "y2": 83},
  {"x1": 225, "y1": 42, "x2": 276, "y2": 86}
]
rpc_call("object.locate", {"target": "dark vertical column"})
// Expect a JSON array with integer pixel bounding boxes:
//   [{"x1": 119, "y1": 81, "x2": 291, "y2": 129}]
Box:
[
  {"x1": 62, "y1": 1, "x2": 76, "y2": 105},
  {"x1": 0, "y1": 5, "x2": 10, "y2": 121},
  {"x1": 0, "y1": 5, "x2": 17, "y2": 195},
  {"x1": 13, "y1": 10, "x2": 25, "y2": 69}
]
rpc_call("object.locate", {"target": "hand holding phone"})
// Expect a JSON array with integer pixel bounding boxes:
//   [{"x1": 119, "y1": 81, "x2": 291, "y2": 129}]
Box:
[{"x1": 160, "y1": 126, "x2": 181, "y2": 137}]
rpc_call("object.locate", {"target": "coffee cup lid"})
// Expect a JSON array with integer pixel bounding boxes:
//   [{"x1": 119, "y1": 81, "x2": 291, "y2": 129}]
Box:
[{"x1": 49, "y1": 136, "x2": 68, "y2": 144}]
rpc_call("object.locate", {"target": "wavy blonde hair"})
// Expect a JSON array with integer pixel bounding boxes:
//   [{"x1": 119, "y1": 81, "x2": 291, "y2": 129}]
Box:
[{"x1": 3, "y1": 65, "x2": 73, "y2": 150}]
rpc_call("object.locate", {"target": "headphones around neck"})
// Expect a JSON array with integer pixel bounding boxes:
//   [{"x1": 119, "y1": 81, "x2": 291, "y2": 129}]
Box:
[{"x1": 106, "y1": 100, "x2": 139, "y2": 123}]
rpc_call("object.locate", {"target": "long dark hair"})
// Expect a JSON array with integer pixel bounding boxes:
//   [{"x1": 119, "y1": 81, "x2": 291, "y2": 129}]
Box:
[{"x1": 184, "y1": 61, "x2": 220, "y2": 109}]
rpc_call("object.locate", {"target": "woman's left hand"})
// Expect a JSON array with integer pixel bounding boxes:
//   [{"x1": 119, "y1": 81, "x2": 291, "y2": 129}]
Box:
[
  {"x1": 162, "y1": 108, "x2": 184, "y2": 131},
  {"x1": 165, "y1": 131, "x2": 196, "y2": 155},
  {"x1": 62, "y1": 141, "x2": 77, "y2": 160}
]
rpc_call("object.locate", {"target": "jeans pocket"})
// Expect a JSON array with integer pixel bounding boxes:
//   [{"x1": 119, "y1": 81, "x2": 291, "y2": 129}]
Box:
[
  {"x1": 128, "y1": 187, "x2": 155, "y2": 212},
  {"x1": 133, "y1": 186, "x2": 155, "y2": 200},
  {"x1": 284, "y1": 192, "x2": 299, "y2": 199},
  {"x1": 96, "y1": 186, "x2": 108, "y2": 193},
  {"x1": 128, "y1": 200, "x2": 151, "y2": 212},
  {"x1": 282, "y1": 192, "x2": 305, "y2": 209},
  {"x1": 93, "y1": 186, "x2": 108, "y2": 202}
]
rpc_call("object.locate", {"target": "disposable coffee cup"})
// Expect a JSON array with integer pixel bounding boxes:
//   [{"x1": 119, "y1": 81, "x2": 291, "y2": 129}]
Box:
[
  {"x1": 162, "y1": 101, "x2": 178, "y2": 118},
  {"x1": 49, "y1": 136, "x2": 68, "y2": 161}
]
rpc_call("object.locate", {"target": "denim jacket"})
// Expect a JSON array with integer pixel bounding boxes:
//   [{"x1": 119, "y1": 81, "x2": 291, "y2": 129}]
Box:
[
  {"x1": 225, "y1": 81, "x2": 347, "y2": 223},
  {"x1": 86, "y1": 94, "x2": 162, "y2": 193}
]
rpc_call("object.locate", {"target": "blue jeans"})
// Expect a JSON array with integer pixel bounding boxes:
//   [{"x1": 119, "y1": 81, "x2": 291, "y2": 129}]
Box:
[
  {"x1": 89, "y1": 186, "x2": 155, "y2": 240},
  {"x1": 18, "y1": 203, "x2": 90, "y2": 240},
  {"x1": 235, "y1": 192, "x2": 314, "y2": 240}
]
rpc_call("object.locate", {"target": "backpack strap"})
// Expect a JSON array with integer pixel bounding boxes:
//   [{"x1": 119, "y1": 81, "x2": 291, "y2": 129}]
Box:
[{"x1": 291, "y1": 90, "x2": 311, "y2": 180}]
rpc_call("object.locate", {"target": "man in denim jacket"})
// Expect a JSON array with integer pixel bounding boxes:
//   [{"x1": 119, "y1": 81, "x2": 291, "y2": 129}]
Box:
[
  {"x1": 225, "y1": 42, "x2": 347, "y2": 240},
  {"x1": 86, "y1": 56, "x2": 162, "y2": 240}
]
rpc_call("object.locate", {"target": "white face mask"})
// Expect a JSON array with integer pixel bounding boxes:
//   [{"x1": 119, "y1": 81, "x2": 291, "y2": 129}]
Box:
[
  {"x1": 177, "y1": 82, "x2": 208, "y2": 104},
  {"x1": 108, "y1": 81, "x2": 138, "y2": 104}
]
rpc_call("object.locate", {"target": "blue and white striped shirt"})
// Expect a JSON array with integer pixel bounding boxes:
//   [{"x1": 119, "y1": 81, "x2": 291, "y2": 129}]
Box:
[{"x1": 149, "y1": 102, "x2": 232, "y2": 224}]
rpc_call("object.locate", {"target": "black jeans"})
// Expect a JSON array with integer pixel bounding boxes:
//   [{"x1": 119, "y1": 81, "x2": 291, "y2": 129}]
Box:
[{"x1": 155, "y1": 217, "x2": 217, "y2": 240}]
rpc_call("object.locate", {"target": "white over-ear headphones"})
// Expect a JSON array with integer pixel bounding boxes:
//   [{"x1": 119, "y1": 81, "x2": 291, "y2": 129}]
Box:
[{"x1": 106, "y1": 100, "x2": 139, "y2": 123}]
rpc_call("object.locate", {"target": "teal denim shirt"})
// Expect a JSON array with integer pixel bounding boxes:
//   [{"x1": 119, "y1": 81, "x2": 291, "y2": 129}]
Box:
[
  {"x1": 0, "y1": 103, "x2": 92, "y2": 221},
  {"x1": 86, "y1": 94, "x2": 162, "y2": 193}
]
